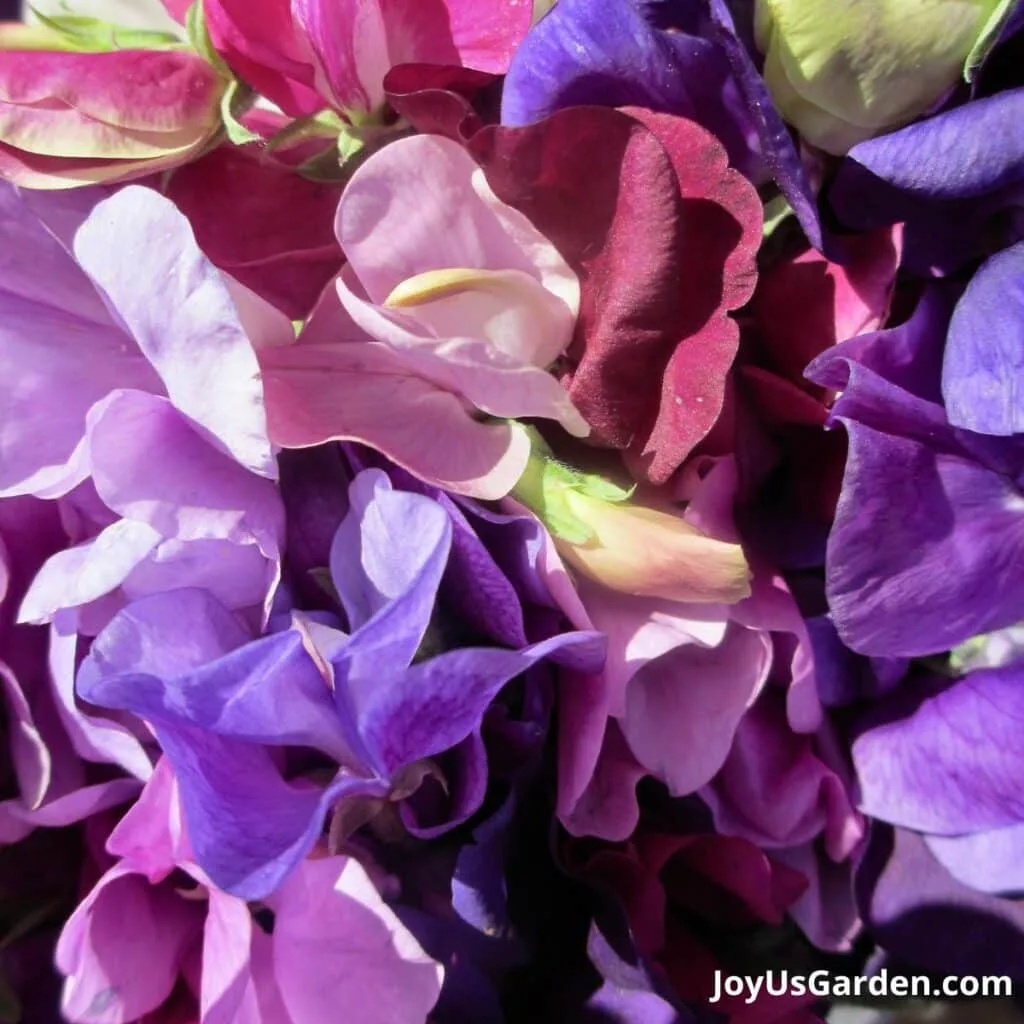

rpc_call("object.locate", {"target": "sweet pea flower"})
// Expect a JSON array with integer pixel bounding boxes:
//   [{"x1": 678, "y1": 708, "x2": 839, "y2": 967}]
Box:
[
  {"x1": 510, "y1": 444, "x2": 751, "y2": 605},
  {"x1": 567, "y1": 828, "x2": 816, "y2": 1022},
  {"x1": 806, "y1": 284, "x2": 1024, "y2": 657},
  {"x1": 0, "y1": 182, "x2": 280, "y2": 500},
  {"x1": 78, "y1": 468, "x2": 603, "y2": 898},
  {"x1": 518, "y1": 457, "x2": 823, "y2": 844},
  {"x1": 0, "y1": 182, "x2": 287, "y2": 633},
  {"x1": 755, "y1": 0, "x2": 1004, "y2": 154},
  {"x1": 0, "y1": 497, "x2": 144, "y2": 845},
  {"x1": 260, "y1": 133, "x2": 587, "y2": 499},
  {"x1": 0, "y1": 25, "x2": 224, "y2": 189},
  {"x1": 161, "y1": 0, "x2": 531, "y2": 120},
  {"x1": 58, "y1": 760, "x2": 444, "y2": 1023}
]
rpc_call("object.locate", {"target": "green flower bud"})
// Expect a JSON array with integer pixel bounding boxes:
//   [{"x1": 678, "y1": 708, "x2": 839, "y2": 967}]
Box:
[{"x1": 755, "y1": 0, "x2": 1006, "y2": 154}]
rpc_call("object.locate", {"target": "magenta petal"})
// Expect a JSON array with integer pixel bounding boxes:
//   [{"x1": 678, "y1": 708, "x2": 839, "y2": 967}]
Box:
[
  {"x1": 383, "y1": 0, "x2": 530, "y2": 74},
  {"x1": 56, "y1": 863, "x2": 203, "y2": 1023}
]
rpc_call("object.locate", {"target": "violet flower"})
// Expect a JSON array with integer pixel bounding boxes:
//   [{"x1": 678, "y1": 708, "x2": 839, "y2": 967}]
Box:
[{"x1": 78, "y1": 467, "x2": 604, "y2": 899}]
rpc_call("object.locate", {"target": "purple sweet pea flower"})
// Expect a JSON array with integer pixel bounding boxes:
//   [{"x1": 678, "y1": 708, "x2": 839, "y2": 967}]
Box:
[
  {"x1": 501, "y1": 0, "x2": 828, "y2": 251},
  {"x1": 807, "y1": 284, "x2": 1024, "y2": 657},
  {"x1": 857, "y1": 824, "x2": 1024, "y2": 980},
  {"x1": 78, "y1": 469, "x2": 605, "y2": 899},
  {"x1": 829, "y1": 87, "x2": 1024, "y2": 273}
]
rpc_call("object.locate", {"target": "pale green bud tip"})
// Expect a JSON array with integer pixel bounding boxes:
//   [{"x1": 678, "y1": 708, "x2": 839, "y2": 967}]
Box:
[{"x1": 756, "y1": 0, "x2": 1002, "y2": 154}]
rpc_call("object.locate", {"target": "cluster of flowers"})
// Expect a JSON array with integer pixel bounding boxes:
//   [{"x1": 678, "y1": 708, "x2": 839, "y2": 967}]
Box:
[{"x1": 1, "y1": 0, "x2": 1023, "y2": 1020}]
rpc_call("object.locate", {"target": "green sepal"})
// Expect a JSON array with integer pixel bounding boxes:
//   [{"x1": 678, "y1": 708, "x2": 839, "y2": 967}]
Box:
[
  {"x1": 510, "y1": 425, "x2": 635, "y2": 544},
  {"x1": 263, "y1": 110, "x2": 344, "y2": 157},
  {"x1": 964, "y1": 0, "x2": 1018, "y2": 82},
  {"x1": 27, "y1": 6, "x2": 184, "y2": 52},
  {"x1": 220, "y1": 79, "x2": 260, "y2": 145},
  {"x1": 762, "y1": 194, "x2": 793, "y2": 238},
  {"x1": 185, "y1": 0, "x2": 228, "y2": 74}
]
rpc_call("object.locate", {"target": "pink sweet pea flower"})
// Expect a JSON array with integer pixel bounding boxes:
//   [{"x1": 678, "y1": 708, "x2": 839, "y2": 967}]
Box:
[
  {"x1": 58, "y1": 760, "x2": 444, "y2": 1024},
  {"x1": 259, "y1": 132, "x2": 587, "y2": 499},
  {"x1": 164, "y1": 0, "x2": 531, "y2": 119},
  {"x1": 0, "y1": 31, "x2": 224, "y2": 190}
]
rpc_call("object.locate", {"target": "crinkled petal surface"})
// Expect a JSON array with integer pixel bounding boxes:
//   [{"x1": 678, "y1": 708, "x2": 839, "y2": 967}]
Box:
[{"x1": 470, "y1": 104, "x2": 760, "y2": 481}]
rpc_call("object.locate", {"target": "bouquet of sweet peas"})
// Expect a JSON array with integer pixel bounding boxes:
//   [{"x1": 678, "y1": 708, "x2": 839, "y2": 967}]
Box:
[{"x1": 2, "y1": 0, "x2": 1024, "y2": 1020}]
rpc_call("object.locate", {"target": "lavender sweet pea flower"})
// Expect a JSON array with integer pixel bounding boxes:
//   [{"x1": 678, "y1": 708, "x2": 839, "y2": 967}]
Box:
[
  {"x1": 0, "y1": 182, "x2": 282, "y2": 500},
  {"x1": 17, "y1": 392, "x2": 284, "y2": 637},
  {"x1": 807, "y1": 284, "x2": 1024, "y2": 657},
  {"x1": 78, "y1": 468, "x2": 604, "y2": 899},
  {"x1": 857, "y1": 825, "x2": 1024, "y2": 980}
]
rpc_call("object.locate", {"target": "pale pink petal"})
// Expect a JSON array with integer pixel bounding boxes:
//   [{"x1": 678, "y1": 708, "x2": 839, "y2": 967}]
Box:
[
  {"x1": 337, "y1": 134, "x2": 577, "y2": 310},
  {"x1": 105, "y1": 758, "x2": 187, "y2": 880},
  {"x1": 338, "y1": 277, "x2": 588, "y2": 432},
  {"x1": 621, "y1": 624, "x2": 772, "y2": 796},
  {"x1": 259, "y1": 340, "x2": 531, "y2": 498},
  {"x1": 202, "y1": 889, "x2": 261, "y2": 1024}
]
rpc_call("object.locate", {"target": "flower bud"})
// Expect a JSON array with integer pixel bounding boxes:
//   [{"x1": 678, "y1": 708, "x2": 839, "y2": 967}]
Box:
[
  {"x1": 512, "y1": 447, "x2": 751, "y2": 604},
  {"x1": 755, "y1": 0, "x2": 1002, "y2": 154},
  {"x1": 0, "y1": 32, "x2": 224, "y2": 189}
]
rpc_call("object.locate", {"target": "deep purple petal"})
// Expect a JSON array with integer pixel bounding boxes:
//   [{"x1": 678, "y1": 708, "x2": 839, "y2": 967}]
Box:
[
  {"x1": 825, "y1": 424, "x2": 1024, "y2": 657},
  {"x1": 78, "y1": 590, "x2": 350, "y2": 759},
  {"x1": 702, "y1": 0, "x2": 823, "y2": 252},
  {"x1": 501, "y1": 0, "x2": 758, "y2": 178},
  {"x1": 835, "y1": 87, "x2": 1024, "y2": 205},
  {"x1": 358, "y1": 632, "x2": 605, "y2": 775}
]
